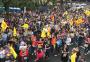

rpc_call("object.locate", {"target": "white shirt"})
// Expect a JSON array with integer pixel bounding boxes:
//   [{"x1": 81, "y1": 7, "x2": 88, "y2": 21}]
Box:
[{"x1": 66, "y1": 37, "x2": 71, "y2": 45}]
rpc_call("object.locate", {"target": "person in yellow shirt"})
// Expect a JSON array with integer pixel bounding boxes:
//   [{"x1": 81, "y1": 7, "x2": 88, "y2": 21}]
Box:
[
  {"x1": 70, "y1": 48, "x2": 77, "y2": 62},
  {"x1": 70, "y1": 46, "x2": 81, "y2": 62}
]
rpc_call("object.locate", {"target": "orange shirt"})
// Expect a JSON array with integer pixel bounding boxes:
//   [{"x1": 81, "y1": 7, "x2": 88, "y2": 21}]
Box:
[
  {"x1": 51, "y1": 37, "x2": 56, "y2": 45},
  {"x1": 50, "y1": 15, "x2": 54, "y2": 21},
  {"x1": 31, "y1": 35, "x2": 36, "y2": 47}
]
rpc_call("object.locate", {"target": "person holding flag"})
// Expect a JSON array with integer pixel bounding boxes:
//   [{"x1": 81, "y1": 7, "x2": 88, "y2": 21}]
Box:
[
  {"x1": 9, "y1": 45, "x2": 17, "y2": 59},
  {"x1": 1, "y1": 20, "x2": 8, "y2": 32},
  {"x1": 21, "y1": 23, "x2": 29, "y2": 29},
  {"x1": 13, "y1": 27, "x2": 17, "y2": 37}
]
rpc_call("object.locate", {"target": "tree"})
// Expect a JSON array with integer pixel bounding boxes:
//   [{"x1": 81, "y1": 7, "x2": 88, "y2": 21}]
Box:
[
  {"x1": 2, "y1": 0, "x2": 12, "y2": 19},
  {"x1": 0, "y1": 0, "x2": 57, "y2": 11},
  {"x1": 2, "y1": 0, "x2": 11, "y2": 12}
]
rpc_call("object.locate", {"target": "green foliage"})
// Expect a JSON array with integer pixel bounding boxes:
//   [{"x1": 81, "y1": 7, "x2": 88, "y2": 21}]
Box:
[{"x1": 0, "y1": 0, "x2": 57, "y2": 9}]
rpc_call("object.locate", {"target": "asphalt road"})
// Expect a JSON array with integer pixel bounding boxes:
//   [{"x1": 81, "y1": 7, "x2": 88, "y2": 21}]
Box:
[
  {"x1": 29, "y1": 44, "x2": 90, "y2": 62},
  {"x1": 46, "y1": 45, "x2": 90, "y2": 62}
]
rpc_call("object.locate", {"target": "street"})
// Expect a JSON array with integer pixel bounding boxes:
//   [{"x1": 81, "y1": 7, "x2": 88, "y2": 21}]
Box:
[{"x1": 30, "y1": 44, "x2": 90, "y2": 62}]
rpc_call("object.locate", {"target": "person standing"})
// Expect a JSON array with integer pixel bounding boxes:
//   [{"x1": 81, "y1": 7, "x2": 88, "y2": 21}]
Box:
[
  {"x1": 76, "y1": 47, "x2": 81, "y2": 62},
  {"x1": 35, "y1": 49, "x2": 45, "y2": 62},
  {"x1": 70, "y1": 47, "x2": 80, "y2": 62},
  {"x1": 61, "y1": 44, "x2": 69, "y2": 62},
  {"x1": 70, "y1": 48, "x2": 77, "y2": 62},
  {"x1": 19, "y1": 48, "x2": 29, "y2": 62}
]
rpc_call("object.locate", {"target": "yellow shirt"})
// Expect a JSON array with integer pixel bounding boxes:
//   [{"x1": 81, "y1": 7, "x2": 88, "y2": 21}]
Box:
[{"x1": 71, "y1": 53, "x2": 77, "y2": 62}]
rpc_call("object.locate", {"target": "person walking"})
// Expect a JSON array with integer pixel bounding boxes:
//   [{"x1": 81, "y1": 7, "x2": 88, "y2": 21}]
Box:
[{"x1": 61, "y1": 44, "x2": 69, "y2": 62}]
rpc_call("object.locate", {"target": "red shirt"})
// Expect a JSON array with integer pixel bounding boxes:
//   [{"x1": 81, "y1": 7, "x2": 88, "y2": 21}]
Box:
[
  {"x1": 19, "y1": 49, "x2": 29, "y2": 57},
  {"x1": 31, "y1": 35, "x2": 37, "y2": 47},
  {"x1": 37, "y1": 51, "x2": 44, "y2": 59}
]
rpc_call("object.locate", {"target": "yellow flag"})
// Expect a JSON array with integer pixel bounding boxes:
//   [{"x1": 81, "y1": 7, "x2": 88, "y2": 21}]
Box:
[
  {"x1": 9, "y1": 46, "x2": 17, "y2": 59},
  {"x1": 21, "y1": 23, "x2": 29, "y2": 29},
  {"x1": 79, "y1": 18, "x2": 84, "y2": 24},
  {"x1": 1, "y1": 20, "x2": 8, "y2": 32},
  {"x1": 41, "y1": 30, "x2": 46, "y2": 38},
  {"x1": 41, "y1": 28, "x2": 47, "y2": 38},
  {"x1": 13, "y1": 27, "x2": 17, "y2": 36},
  {"x1": 71, "y1": 53, "x2": 77, "y2": 62},
  {"x1": 75, "y1": 20, "x2": 79, "y2": 26},
  {"x1": 69, "y1": 19, "x2": 73, "y2": 26},
  {"x1": 47, "y1": 27, "x2": 51, "y2": 38},
  {"x1": 63, "y1": 11, "x2": 68, "y2": 15},
  {"x1": 84, "y1": 10, "x2": 90, "y2": 16},
  {"x1": 47, "y1": 32, "x2": 50, "y2": 38},
  {"x1": 75, "y1": 18, "x2": 84, "y2": 26}
]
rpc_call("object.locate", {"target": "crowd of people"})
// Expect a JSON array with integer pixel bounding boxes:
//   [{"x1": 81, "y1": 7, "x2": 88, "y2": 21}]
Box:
[{"x1": 0, "y1": 6, "x2": 90, "y2": 62}]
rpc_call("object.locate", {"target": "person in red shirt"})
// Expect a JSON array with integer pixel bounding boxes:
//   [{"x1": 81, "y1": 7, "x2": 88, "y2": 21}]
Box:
[
  {"x1": 51, "y1": 36, "x2": 56, "y2": 48},
  {"x1": 19, "y1": 48, "x2": 29, "y2": 62},
  {"x1": 37, "y1": 39, "x2": 43, "y2": 49},
  {"x1": 31, "y1": 35, "x2": 37, "y2": 47},
  {"x1": 35, "y1": 49, "x2": 45, "y2": 62}
]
